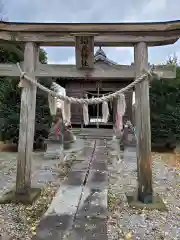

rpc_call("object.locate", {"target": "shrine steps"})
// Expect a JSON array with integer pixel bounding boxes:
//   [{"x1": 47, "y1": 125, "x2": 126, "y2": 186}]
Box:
[{"x1": 73, "y1": 128, "x2": 114, "y2": 139}]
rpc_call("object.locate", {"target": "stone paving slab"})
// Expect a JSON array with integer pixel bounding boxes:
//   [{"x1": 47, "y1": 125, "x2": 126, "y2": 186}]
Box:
[
  {"x1": 32, "y1": 214, "x2": 72, "y2": 240},
  {"x1": 69, "y1": 218, "x2": 108, "y2": 240},
  {"x1": 71, "y1": 161, "x2": 90, "y2": 171},
  {"x1": 64, "y1": 170, "x2": 87, "y2": 186},
  {"x1": 91, "y1": 160, "x2": 108, "y2": 171},
  {"x1": 76, "y1": 188, "x2": 108, "y2": 219},
  {"x1": 86, "y1": 140, "x2": 109, "y2": 190},
  {"x1": 86, "y1": 170, "x2": 108, "y2": 190},
  {"x1": 45, "y1": 186, "x2": 83, "y2": 216}
]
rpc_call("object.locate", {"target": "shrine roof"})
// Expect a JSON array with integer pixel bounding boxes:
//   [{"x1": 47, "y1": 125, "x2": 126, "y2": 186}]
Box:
[{"x1": 94, "y1": 47, "x2": 117, "y2": 65}]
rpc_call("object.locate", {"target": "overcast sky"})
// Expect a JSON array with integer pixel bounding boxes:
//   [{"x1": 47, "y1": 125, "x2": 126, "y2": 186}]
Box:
[{"x1": 3, "y1": 0, "x2": 180, "y2": 65}]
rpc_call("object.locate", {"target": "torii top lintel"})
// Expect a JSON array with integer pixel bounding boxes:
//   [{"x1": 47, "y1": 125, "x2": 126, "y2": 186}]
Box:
[{"x1": 0, "y1": 20, "x2": 180, "y2": 46}]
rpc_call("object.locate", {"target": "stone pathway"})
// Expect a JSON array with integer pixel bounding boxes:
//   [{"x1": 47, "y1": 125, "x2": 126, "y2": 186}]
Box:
[{"x1": 33, "y1": 139, "x2": 109, "y2": 240}]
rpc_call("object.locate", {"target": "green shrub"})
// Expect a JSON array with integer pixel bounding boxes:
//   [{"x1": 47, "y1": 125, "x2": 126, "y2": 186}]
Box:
[
  {"x1": 150, "y1": 66, "x2": 180, "y2": 149},
  {"x1": 0, "y1": 43, "x2": 52, "y2": 144}
]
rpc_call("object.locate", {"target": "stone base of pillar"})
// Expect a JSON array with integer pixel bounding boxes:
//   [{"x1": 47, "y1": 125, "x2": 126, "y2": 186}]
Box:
[
  {"x1": 0, "y1": 187, "x2": 41, "y2": 204},
  {"x1": 126, "y1": 191, "x2": 167, "y2": 211}
]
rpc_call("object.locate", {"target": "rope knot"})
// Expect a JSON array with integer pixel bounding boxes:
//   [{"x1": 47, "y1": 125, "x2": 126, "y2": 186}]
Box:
[
  {"x1": 20, "y1": 72, "x2": 26, "y2": 79},
  {"x1": 150, "y1": 65, "x2": 162, "y2": 80},
  {"x1": 147, "y1": 70, "x2": 153, "y2": 77}
]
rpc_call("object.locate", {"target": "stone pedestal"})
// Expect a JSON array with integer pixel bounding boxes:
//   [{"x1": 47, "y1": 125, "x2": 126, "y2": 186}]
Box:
[
  {"x1": 44, "y1": 139, "x2": 64, "y2": 159},
  {"x1": 63, "y1": 128, "x2": 76, "y2": 149},
  {"x1": 119, "y1": 126, "x2": 136, "y2": 150},
  {"x1": 44, "y1": 127, "x2": 76, "y2": 159}
]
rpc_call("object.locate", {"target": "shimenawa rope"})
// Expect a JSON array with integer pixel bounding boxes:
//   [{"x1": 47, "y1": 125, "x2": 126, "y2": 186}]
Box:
[{"x1": 16, "y1": 63, "x2": 159, "y2": 105}]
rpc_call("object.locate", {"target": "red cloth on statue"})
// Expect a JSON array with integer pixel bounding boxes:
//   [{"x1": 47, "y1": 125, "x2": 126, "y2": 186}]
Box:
[
  {"x1": 116, "y1": 113, "x2": 122, "y2": 131},
  {"x1": 116, "y1": 113, "x2": 120, "y2": 129},
  {"x1": 55, "y1": 120, "x2": 60, "y2": 137}
]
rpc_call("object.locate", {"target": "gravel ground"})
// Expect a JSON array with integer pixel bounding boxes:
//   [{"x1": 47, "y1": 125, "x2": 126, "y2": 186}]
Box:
[
  {"x1": 0, "y1": 151, "x2": 75, "y2": 240},
  {"x1": 0, "y1": 183, "x2": 59, "y2": 240},
  {"x1": 0, "y1": 141, "x2": 179, "y2": 240},
  {"x1": 107, "y1": 146, "x2": 180, "y2": 240}
]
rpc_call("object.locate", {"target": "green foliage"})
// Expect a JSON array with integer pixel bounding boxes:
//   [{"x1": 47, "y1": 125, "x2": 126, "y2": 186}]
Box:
[
  {"x1": 0, "y1": 44, "x2": 51, "y2": 144},
  {"x1": 0, "y1": 43, "x2": 24, "y2": 66},
  {"x1": 150, "y1": 61, "x2": 180, "y2": 148},
  {"x1": 0, "y1": 77, "x2": 21, "y2": 142},
  {"x1": 39, "y1": 48, "x2": 48, "y2": 64},
  {"x1": 35, "y1": 77, "x2": 52, "y2": 141}
]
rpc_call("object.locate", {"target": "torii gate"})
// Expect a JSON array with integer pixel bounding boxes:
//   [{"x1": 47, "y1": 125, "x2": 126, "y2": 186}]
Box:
[{"x1": 0, "y1": 21, "x2": 177, "y2": 207}]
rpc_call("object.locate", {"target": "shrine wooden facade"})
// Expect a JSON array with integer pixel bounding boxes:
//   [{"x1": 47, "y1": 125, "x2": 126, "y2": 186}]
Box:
[{"x1": 56, "y1": 47, "x2": 133, "y2": 128}]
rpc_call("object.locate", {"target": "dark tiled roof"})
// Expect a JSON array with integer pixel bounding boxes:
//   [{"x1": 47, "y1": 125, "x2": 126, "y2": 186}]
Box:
[
  {"x1": 94, "y1": 47, "x2": 106, "y2": 58},
  {"x1": 94, "y1": 47, "x2": 117, "y2": 65}
]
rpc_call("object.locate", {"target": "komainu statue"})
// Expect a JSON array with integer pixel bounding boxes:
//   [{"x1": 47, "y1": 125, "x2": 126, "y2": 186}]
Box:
[
  {"x1": 119, "y1": 120, "x2": 136, "y2": 150},
  {"x1": 48, "y1": 107, "x2": 75, "y2": 146},
  {"x1": 44, "y1": 83, "x2": 75, "y2": 159}
]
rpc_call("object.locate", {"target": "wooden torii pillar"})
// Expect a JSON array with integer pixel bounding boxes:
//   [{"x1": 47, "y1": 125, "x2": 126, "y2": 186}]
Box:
[
  {"x1": 0, "y1": 42, "x2": 41, "y2": 204},
  {"x1": 134, "y1": 42, "x2": 153, "y2": 203},
  {"x1": 16, "y1": 42, "x2": 39, "y2": 196},
  {"x1": 126, "y1": 42, "x2": 172, "y2": 210}
]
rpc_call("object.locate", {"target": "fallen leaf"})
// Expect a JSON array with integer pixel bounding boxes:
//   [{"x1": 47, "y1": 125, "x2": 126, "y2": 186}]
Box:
[
  {"x1": 125, "y1": 232, "x2": 132, "y2": 239},
  {"x1": 31, "y1": 226, "x2": 36, "y2": 232}
]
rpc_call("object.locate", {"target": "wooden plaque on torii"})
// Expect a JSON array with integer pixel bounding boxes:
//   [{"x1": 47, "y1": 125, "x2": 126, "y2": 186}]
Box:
[{"x1": 75, "y1": 35, "x2": 94, "y2": 69}]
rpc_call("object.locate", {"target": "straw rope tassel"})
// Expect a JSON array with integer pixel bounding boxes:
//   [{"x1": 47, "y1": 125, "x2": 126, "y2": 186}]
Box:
[
  {"x1": 83, "y1": 95, "x2": 89, "y2": 126},
  {"x1": 48, "y1": 94, "x2": 57, "y2": 116},
  {"x1": 116, "y1": 94, "x2": 126, "y2": 131},
  {"x1": 63, "y1": 100, "x2": 71, "y2": 125},
  {"x1": 102, "y1": 96, "x2": 109, "y2": 123}
]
